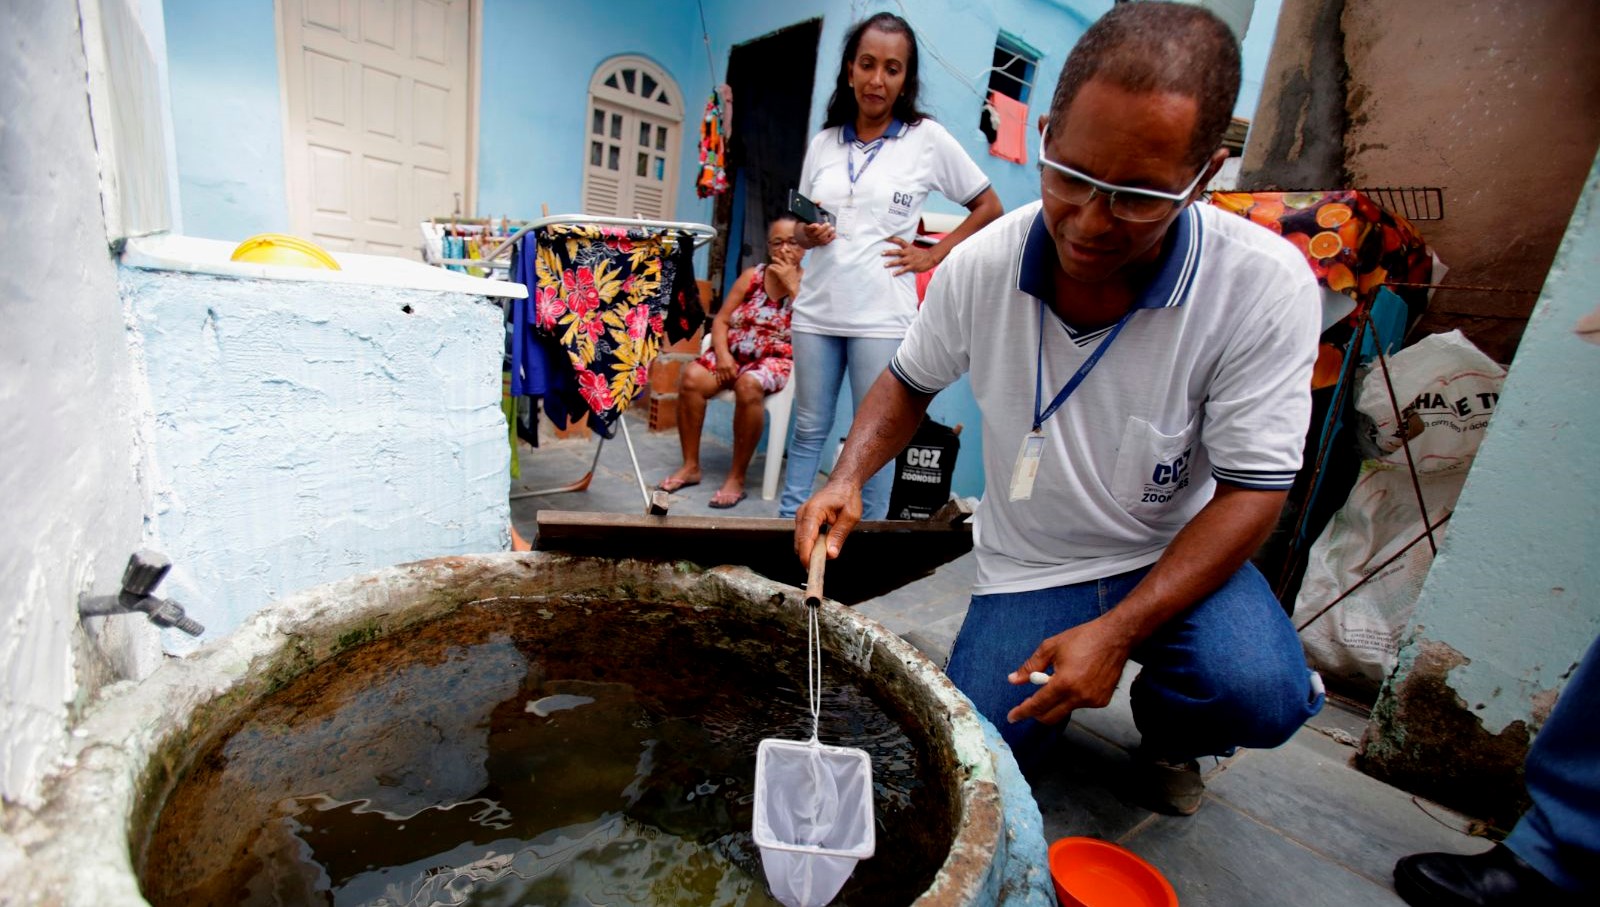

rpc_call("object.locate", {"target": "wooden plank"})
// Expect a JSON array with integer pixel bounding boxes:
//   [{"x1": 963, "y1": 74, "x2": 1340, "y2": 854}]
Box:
[{"x1": 532, "y1": 510, "x2": 973, "y2": 605}]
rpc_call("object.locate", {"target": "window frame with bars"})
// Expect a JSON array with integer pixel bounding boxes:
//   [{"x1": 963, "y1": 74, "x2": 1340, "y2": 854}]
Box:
[
  {"x1": 582, "y1": 55, "x2": 684, "y2": 220},
  {"x1": 981, "y1": 31, "x2": 1042, "y2": 164}
]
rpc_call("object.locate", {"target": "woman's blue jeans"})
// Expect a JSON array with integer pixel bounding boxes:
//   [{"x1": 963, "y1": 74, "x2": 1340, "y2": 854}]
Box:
[
  {"x1": 778, "y1": 331, "x2": 903, "y2": 520},
  {"x1": 945, "y1": 561, "x2": 1324, "y2": 775},
  {"x1": 1505, "y1": 632, "x2": 1600, "y2": 893}
]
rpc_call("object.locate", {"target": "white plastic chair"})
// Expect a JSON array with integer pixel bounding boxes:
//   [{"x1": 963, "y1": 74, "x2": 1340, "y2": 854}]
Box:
[{"x1": 701, "y1": 334, "x2": 794, "y2": 500}]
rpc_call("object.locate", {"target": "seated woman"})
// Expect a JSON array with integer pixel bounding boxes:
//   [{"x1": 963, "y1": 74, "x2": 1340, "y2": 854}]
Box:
[{"x1": 657, "y1": 217, "x2": 802, "y2": 508}]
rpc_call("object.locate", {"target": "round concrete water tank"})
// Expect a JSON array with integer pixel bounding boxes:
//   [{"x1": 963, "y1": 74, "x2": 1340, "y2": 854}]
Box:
[{"x1": 9, "y1": 555, "x2": 1051, "y2": 906}]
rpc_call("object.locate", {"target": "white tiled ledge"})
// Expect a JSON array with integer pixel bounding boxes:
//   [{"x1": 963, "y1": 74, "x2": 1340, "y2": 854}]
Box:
[{"x1": 120, "y1": 234, "x2": 527, "y2": 299}]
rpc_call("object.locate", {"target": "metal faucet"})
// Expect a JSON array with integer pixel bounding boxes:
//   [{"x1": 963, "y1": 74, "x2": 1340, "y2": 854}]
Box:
[{"x1": 78, "y1": 550, "x2": 205, "y2": 637}]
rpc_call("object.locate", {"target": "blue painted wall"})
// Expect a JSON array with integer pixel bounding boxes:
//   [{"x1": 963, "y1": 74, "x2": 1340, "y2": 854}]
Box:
[
  {"x1": 1381, "y1": 150, "x2": 1600, "y2": 735},
  {"x1": 1238, "y1": 0, "x2": 1284, "y2": 123},
  {"x1": 164, "y1": 0, "x2": 1274, "y2": 245},
  {"x1": 162, "y1": 0, "x2": 1281, "y2": 499},
  {"x1": 476, "y1": 0, "x2": 705, "y2": 219},
  {"x1": 690, "y1": 0, "x2": 1112, "y2": 498},
  {"x1": 164, "y1": 0, "x2": 290, "y2": 241},
  {"x1": 125, "y1": 269, "x2": 510, "y2": 646}
]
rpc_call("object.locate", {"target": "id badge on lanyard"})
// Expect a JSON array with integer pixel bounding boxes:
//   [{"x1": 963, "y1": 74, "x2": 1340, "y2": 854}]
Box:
[
  {"x1": 840, "y1": 137, "x2": 883, "y2": 240},
  {"x1": 1010, "y1": 302, "x2": 1136, "y2": 501},
  {"x1": 1008, "y1": 430, "x2": 1046, "y2": 501},
  {"x1": 835, "y1": 199, "x2": 860, "y2": 240}
]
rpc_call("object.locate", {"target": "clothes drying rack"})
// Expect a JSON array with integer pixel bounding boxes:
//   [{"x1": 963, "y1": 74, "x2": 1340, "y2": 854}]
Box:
[{"x1": 499, "y1": 214, "x2": 717, "y2": 512}]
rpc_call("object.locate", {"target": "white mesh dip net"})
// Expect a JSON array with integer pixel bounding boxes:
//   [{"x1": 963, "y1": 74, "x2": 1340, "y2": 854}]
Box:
[{"x1": 751, "y1": 542, "x2": 875, "y2": 907}]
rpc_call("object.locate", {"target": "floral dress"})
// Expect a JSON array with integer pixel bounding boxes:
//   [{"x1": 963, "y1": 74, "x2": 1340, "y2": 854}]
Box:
[{"x1": 695, "y1": 263, "x2": 794, "y2": 393}]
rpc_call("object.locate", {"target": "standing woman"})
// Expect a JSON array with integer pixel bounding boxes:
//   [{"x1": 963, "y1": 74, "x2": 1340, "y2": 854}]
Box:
[{"x1": 780, "y1": 12, "x2": 1002, "y2": 520}]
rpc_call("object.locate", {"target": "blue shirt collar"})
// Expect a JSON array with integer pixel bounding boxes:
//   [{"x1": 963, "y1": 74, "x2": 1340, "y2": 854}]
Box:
[
  {"x1": 841, "y1": 118, "x2": 908, "y2": 144},
  {"x1": 1015, "y1": 204, "x2": 1205, "y2": 333}
]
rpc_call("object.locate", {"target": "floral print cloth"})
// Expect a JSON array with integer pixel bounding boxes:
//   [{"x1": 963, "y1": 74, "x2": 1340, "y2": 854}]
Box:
[
  {"x1": 528, "y1": 225, "x2": 670, "y2": 435},
  {"x1": 694, "y1": 263, "x2": 794, "y2": 393}
]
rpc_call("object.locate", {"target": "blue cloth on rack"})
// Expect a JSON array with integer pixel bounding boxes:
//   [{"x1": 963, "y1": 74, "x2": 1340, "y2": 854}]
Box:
[{"x1": 509, "y1": 237, "x2": 590, "y2": 431}]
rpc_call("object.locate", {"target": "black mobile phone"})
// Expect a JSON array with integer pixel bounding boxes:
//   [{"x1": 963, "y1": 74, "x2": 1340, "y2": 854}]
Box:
[{"x1": 787, "y1": 189, "x2": 835, "y2": 226}]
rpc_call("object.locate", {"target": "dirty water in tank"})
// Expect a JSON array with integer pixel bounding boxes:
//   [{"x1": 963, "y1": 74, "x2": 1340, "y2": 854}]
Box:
[{"x1": 139, "y1": 598, "x2": 953, "y2": 906}]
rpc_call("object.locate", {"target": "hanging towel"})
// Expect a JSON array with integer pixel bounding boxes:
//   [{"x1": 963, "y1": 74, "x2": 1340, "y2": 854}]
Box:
[
  {"x1": 509, "y1": 239, "x2": 584, "y2": 431},
  {"x1": 663, "y1": 231, "x2": 706, "y2": 343},
  {"x1": 696, "y1": 90, "x2": 728, "y2": 198},
  {"x1": 528, "y1": 225, "x2": 670, "y2": 436},
  {"x1": 986, "y1": 90, "x2": 1028, "y2": 164}
]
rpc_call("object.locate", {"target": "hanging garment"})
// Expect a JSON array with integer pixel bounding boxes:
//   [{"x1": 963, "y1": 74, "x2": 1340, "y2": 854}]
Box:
[
  {"x1": 985, "y1": 91, "x2": 1029, "y2": 164},
  {"x1": 663, "y1": 231, "x2": 706, "y2": 343},
  {"x1": 509, "y1": 239, "x2": 585, "y2": 432},
  {"x1": 696, "y1": 90, "x2": 728, "y2": 198},
  {"x1": 444, "y1": 234, "x2": 466, "y2": 273},
  {"x1": 527, "y1": 225, "x2": 670, "y2": 435}
]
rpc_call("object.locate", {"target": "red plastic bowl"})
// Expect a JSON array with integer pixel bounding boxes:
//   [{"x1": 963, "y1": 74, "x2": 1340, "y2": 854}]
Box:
[{"x1": 1049, "y1": 837, "x2": 1179, "y2": 907}]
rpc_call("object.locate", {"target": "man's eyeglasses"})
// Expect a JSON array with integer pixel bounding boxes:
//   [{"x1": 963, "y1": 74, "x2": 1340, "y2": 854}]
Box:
[{"x1": 1037, "y1": 125, "x2": 1206, "y2": 223}]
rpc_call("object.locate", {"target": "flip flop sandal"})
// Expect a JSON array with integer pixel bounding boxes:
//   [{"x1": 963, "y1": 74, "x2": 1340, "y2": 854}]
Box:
[
  {"x1": 657, "y1": 477, "x2": 701, "y2": 493},
  {"x1": 708, "y1": 491, "x2": 748, "y2": 509}
]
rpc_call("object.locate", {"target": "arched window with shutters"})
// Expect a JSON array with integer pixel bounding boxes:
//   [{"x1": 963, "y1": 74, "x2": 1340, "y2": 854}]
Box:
[{"x1": 583, "y1": 56, "x2": 683, "y2": 220}]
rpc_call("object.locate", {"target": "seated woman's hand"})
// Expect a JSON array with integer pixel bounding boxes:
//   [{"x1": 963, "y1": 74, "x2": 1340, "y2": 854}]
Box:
[
  {"x1": 767, "y1": 255, "x2": 802, "y2": 300},
  {"x1": 714, "y1": 353, "x2": 738, "y2": 385}
]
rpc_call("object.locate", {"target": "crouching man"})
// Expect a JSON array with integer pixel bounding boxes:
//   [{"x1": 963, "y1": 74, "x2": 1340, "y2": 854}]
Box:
[{"x1": 795, "y1": 1, "x2": 1324, "y2": 815}]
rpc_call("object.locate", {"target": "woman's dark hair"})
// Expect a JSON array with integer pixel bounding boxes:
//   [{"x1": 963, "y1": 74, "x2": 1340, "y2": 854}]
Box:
[{"x1": 822, "y1": 13, "x2": 929, "y2": 129}]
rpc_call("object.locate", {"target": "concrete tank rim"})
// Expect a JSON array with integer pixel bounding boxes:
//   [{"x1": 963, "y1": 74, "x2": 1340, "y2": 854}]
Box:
[{"x1": 16, "y1": 552, "x2": 1014, "y2": 907}]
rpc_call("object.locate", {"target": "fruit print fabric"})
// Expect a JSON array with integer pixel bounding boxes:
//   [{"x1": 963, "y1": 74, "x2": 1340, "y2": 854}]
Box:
[{"x1": 1210, "y1": 189, "x2": 1433, "y2": 319}]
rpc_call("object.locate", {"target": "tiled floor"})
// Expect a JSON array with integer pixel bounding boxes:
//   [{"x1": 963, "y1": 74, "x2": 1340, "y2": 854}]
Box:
[{"x1": 510, "y1": 413, "x2": 1493, "y2": 906}]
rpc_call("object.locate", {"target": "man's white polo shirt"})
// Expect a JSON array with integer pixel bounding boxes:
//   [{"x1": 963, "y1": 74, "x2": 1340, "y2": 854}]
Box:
[
  {"x1": 890, "y1": 200, "x2": 1320, "y2": 594},
  {"x1": 793, "y1": 119, "x2": 990, "y2": 339}
]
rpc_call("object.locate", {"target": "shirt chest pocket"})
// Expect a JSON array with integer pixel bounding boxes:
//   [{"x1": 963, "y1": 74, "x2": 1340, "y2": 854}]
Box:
[
  {"x1": 1111, "y1": 414, "x2": 1203, "y2": 522},
  {"x1": 871, "y1": 182, "x2": 923, "y2": 233}
]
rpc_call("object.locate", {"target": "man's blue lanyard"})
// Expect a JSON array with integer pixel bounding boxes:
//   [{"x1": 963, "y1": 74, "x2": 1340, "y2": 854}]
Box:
[
  {"x1": 846, "y1": 138, "x2": 886, "y2": 198},
  {"x1": 1032, "y1": 301, "x2": 1136, "y2": 431}
]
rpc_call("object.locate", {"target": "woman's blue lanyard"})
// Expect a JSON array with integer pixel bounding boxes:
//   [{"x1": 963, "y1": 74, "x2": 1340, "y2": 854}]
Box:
[
  {"x1": 846, "y1": 137, "x2": 886, "y2": 199},
  {"x1": 1032, "y1": 301, "x2": 1136, "y2": 432}
]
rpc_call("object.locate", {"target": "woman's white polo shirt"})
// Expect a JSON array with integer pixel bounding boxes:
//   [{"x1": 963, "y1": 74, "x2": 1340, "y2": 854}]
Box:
[{"x1": 793, "y1": 118, "x2": 990, "y2": 339}]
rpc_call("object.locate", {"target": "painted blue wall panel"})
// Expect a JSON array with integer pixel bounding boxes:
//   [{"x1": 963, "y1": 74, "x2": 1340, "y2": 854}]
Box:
[
  {"x1": 164, "y1": 0, "x2": 290, "y2": 240},
  {"x1": 1394, "y1": 151, "x2": 1600, "y2": 733},
  {"x1": 125, "y1": 269, "x2": 510, "y2": 643},
  {"x1": 692, "y1": 0, "x2": 1111, "y2": 498},
  {"x1": 161, "y1": 0, "x2": 1280, "y2": 501},
  {"x1": 476, "y1": 0, "x2": 705, "y2": 220}
]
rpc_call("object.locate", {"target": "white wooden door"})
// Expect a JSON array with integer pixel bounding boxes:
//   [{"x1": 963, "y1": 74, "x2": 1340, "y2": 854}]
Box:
[{"x1": 280, "y1": 0, "x2": 472, "y2": 257}]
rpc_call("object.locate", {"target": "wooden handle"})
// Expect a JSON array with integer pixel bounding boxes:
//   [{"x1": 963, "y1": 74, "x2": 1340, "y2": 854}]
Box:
[{"x1": 804, "y1": 530, "x2": 829, "y2": 607}]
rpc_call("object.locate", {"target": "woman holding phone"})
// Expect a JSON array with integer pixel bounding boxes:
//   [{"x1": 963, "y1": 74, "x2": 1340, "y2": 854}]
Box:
[{"x1": 781, "y1": 11, "x2": 1002, "y2": 520}]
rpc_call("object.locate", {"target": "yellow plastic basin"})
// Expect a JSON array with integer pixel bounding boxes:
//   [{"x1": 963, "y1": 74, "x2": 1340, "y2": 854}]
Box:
[{"x1": 229, "y1": 233, "x2": 341, "y2": 270}]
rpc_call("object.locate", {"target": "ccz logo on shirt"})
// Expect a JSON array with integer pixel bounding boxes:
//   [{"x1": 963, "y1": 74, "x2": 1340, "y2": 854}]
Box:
[
  {"x1": 887, "y1": 190, "x2": 915, "y2": 220},
  {"x1": 1140, "y1": 447, "x2": 1193, "y2": 505}
]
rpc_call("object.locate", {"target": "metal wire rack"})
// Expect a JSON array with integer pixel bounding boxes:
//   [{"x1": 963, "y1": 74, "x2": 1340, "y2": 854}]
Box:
[
  {"x1": 1209, "y1": 187, "x2": 1445, "y2": 222},
  {"x1": 1358, "y1": 187, "x2": 1445, "y2": 221},
  {"x1": 1299, "y1": 186, "x2": 1444, "y2": 221}
]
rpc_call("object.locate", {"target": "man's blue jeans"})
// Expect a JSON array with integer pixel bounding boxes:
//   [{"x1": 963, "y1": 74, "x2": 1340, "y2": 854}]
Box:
[
  {"x1": 778, "y1": 332, "x2": 903, "y2": 520},
  {"x1": 945, "y1": 561, "x2": 1323, "y2": 774},
  {"x1": 1504, "y1": 632, "x2": 1600, "y2": 893}
]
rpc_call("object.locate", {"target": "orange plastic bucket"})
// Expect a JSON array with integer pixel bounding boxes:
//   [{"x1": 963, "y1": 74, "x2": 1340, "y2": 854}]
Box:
[{"x1": 1049, "y1": 837, "x2": 1178, "y2": 907}]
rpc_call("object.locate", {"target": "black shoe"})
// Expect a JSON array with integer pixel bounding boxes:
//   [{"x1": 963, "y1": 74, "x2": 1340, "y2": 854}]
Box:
[
  {"x1": 1393, "y1": 844, "x2": 1574, "y2": 906},
  {"x1": 1123, "y1": 753, "x2": 1204, "y2": 816}
]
